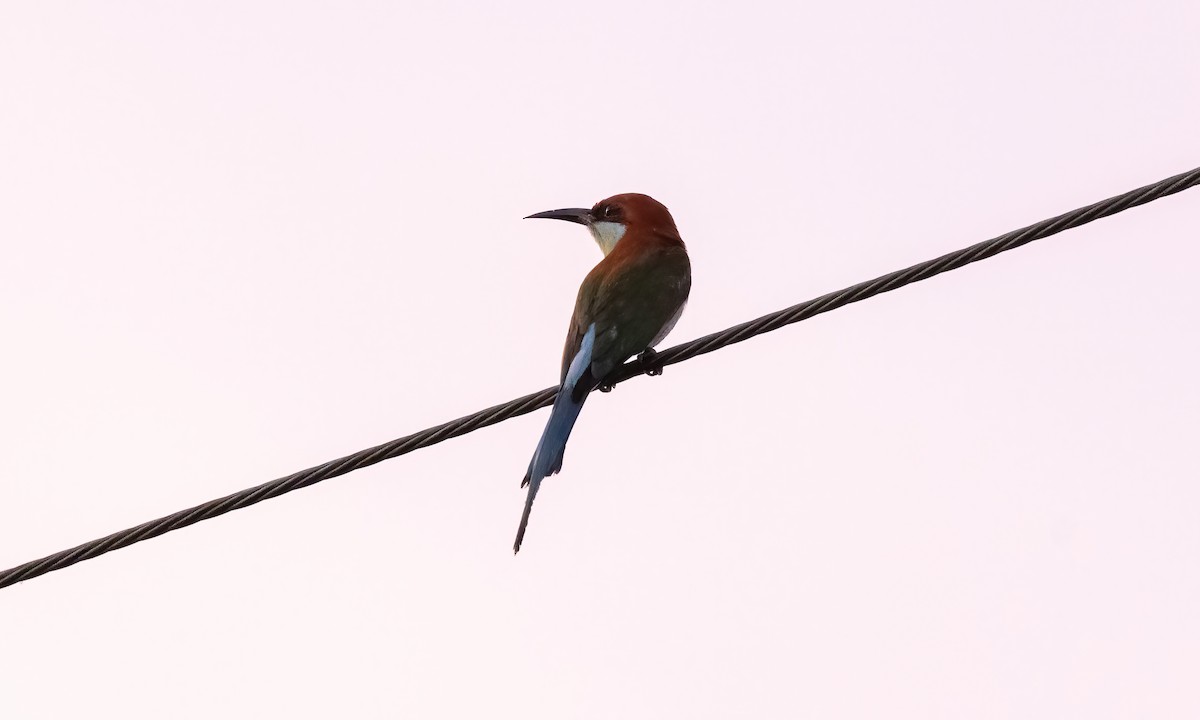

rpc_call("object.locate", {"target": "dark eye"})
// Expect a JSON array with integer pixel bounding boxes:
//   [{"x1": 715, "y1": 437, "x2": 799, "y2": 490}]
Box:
[{"x1": 602, "y1": 205, "x2": 619, "y2": 219}]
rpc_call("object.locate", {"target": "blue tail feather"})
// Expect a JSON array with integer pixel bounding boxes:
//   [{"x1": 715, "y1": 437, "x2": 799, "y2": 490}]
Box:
[
  {"x1": 513, "y1": 388, "x2": 587, "y2": 552},
  {"x1": 513, "y1": 323, "x2": 596, "y2": 553}
]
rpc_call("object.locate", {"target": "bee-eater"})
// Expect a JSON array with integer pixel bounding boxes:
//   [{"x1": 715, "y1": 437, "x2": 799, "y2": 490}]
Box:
[{"x1": 514, "y1": 193, "x2": 692, "y2": 553}]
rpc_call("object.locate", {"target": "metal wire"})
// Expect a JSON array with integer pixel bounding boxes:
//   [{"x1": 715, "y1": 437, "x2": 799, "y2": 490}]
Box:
[{"x1": 2, "y1": 166, "x2": 1197, "y2": 590}]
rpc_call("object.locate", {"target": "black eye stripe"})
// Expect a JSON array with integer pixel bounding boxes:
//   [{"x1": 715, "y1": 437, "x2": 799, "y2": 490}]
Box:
[{"x1": 592, "y1": 204, "x2": 624, "y2": 220}]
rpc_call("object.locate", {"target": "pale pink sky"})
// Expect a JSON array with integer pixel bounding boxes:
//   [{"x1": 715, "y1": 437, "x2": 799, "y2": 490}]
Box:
[{"x1": 2, "y1": 2, "x2": 1198, "y2": 718}]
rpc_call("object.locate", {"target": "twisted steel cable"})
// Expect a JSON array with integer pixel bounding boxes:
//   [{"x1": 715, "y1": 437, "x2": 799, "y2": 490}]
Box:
[{"x1": 2, "y1": 166, "x2": 1197, "y2": 590}]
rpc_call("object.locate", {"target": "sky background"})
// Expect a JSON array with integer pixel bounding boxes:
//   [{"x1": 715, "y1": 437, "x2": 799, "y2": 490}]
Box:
[{"x1": 2, "y1": 2, "x2": 1198, "y2": 718}]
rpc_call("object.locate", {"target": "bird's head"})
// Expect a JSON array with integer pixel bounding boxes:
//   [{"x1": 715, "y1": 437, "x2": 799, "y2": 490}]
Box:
[{"x1": 525, "y1": 193, "x2": 679, "y2": 256}]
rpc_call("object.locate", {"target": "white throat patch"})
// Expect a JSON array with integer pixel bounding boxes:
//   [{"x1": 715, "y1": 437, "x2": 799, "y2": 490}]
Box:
[{"x1": 588, "y1": 221, "x2": 626, "y2": 256}]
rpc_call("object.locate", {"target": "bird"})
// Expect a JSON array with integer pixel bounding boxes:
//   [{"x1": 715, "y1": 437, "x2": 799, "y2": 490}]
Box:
[{"x1": 513, "y1": 193, "x2": 691, "y2": 553}]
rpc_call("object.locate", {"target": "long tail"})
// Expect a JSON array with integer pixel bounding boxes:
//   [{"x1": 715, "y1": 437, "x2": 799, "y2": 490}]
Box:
[
  {"x1": 513, "y1": 387, "x2": 588, "y2": 553},
  {"x1": 513, "y1": 323, "x2": 597, "y2": 554}
]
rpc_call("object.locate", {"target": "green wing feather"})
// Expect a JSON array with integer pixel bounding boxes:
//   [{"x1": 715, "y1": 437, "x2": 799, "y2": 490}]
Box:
[{"x1": 559, "y1": 242, "x2": 691, "y2": 390}]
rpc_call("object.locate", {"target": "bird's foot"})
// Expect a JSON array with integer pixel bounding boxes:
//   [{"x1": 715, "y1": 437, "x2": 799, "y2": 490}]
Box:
[{"x1": 638, "y1": 348, "x2": 664, "y2": 377}]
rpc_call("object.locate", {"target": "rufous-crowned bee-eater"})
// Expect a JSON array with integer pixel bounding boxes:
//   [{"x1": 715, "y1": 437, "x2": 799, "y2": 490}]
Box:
[{"x1": 514, "y1": 193, "x2": 691, "y2": 553}]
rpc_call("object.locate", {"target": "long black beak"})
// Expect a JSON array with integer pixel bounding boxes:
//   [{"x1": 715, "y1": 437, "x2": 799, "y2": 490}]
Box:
[{"x1": 524, "y1": 207, "x2": 592, "y2": 225}]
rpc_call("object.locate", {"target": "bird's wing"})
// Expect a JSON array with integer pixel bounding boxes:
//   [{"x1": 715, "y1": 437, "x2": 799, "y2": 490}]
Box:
[
  {"x1": 559, "y1": 302, "x2": 589, "y2": 384},
  {"x1": 560, "y1": 243, "x2": 691, "y2": 395}
]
